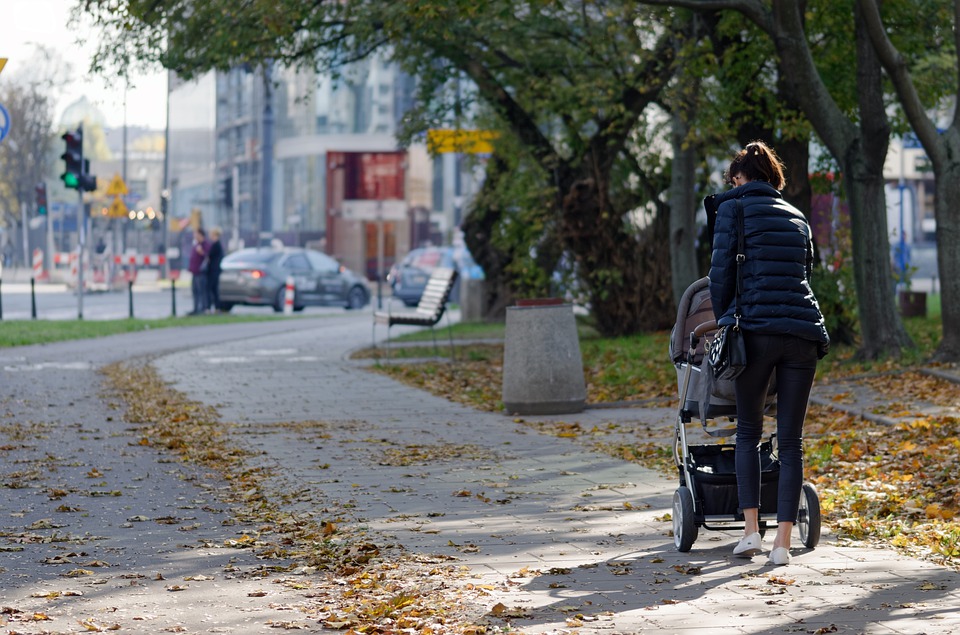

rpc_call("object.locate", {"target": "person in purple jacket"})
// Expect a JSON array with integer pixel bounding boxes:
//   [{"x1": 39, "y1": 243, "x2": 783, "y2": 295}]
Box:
[
  {"x1": 187, "y1": 227, "x2": 211, "y2": 315},
  {"x1": 709, "y1": 141, "x2": 830, "y2": 566}
]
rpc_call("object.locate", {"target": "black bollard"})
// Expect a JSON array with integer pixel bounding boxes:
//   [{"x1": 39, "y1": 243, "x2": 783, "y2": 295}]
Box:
[
  {"x1": 0, "y1": 277, "x2": 4, "y2": 321},
  {"x1": 128, "y1": 280, "x2": 134, "y2": 318},
  {"x1": 171, "y1": 278, "x2": 177, "y2": 317},
  {"x1": 30, "y1": 278, "x2": 37, "y2": 319}
]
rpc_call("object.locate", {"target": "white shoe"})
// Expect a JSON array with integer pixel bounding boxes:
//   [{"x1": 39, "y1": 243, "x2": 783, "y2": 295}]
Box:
[
  {"x1": 768, "y1": 547, "x2": 791, "y2": 565},
  {"x1": 733, "y1": 532, "x2": 762, "y2": 557}
]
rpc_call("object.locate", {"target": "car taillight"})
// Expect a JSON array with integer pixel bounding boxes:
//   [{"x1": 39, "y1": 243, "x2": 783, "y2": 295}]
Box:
[{"x1": 242, "y1": 269, "x2": 266, "y2": 279}]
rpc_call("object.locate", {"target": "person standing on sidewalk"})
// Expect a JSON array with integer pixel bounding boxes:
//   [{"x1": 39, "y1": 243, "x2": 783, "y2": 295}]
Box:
[
  {"x1": 188, "y1": 227, "x2": 211, "y2": 315},
  {"x1": 708, "y1": 141, "x2": 830, "y2": 566},
  {"x1": 206, "y1": 227, "x2": 224, "y2": 313}
]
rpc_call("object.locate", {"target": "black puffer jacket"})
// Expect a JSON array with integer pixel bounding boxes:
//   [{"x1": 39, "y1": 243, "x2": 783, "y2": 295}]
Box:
[{"x1": 708, "y1": 181, "x2": 830, "y2": 349}]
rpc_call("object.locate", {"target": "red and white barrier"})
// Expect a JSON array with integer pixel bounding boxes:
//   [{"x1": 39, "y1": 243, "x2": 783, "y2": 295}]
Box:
[
  {"x1": 32, "y1": 248, "x2": 47, "y2": 280},
  {"x1": 68, "y1": 250, "x2": 89, "y2": 291},
  {"x1": 113, "y1": 254, "x2": 167, "y2": 266},
  {"x1": 283, "y1": 276, "x2": 295, "y2": 315},
  {"x1": 53, "y1": 252, "x2": 76, "y2": 267}
]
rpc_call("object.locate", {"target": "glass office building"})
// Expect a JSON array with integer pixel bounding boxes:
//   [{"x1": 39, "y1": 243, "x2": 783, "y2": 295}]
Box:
[{"x1": 166, "y1": 53, "x2": 473, "y2": 276}]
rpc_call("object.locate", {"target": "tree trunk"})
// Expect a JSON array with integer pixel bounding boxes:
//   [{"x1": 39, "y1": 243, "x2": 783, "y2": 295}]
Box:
[
  {"x1": 843, "y1": 157, "x2": 912, "y2": 357},
  {"x1": 932, "y1": 158, "x2": 960, "y2": 360},
  {"x1": 778, "y1": 136, "x2": 812, "y2": 219},
  {"x1": 845, "y1": 4, "x2": 913, "y2": 358},
  {"x1": 767, "y1": 2, "x2": 912, "y2": 359},
  {"x1": 668, "y1": 111, "x2": 701, "y2": 306},
  {"x1": 856, "y1": 0, "x2": 960, "y2": 362},
  {"x1": 560, "y1": 177, "x2": 674, "y2": 336},
  {"x1": 460, "y1": 155, "x2": 516, "y2": 321}
]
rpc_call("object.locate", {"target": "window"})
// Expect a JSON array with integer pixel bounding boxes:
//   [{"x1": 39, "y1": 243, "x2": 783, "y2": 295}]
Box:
[
  {"x1": 284, "y1": 253, "x2": 311, "y2": 272},
  {"x1": 306, "y1": 250, "x2": 339, "y2": 273}
]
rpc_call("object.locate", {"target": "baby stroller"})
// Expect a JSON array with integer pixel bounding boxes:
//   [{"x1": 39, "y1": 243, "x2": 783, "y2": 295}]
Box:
[{"x1": 668, "y1": 277, "x2": 821, "y2": 552}]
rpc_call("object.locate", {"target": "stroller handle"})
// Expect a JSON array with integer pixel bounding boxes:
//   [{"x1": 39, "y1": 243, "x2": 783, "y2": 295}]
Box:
[
  {"x1": 688, "y1": 319, "x2": 718, "y2": 355},
  {"x1": 693, "y1": 320, "x2": 718, "y2": 337}
]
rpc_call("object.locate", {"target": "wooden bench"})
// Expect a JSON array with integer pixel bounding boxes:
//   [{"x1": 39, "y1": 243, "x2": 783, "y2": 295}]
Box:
[{"x1": 373, "y1": 267, "x2": 459, "y2": 360}]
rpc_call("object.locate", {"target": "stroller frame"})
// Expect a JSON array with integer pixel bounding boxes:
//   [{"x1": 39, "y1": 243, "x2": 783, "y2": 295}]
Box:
[{"x1": 669, "y1": 277, "x2": 821, "y2": 553}]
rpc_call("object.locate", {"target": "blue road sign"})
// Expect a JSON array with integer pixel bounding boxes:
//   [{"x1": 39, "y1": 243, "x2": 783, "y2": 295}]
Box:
[
  {"x1": 0, "y1": 103, "x2": 10, "y2": 143},
  {"x1": 903, "y1": 128, "x2": 946, "y2": 149}
]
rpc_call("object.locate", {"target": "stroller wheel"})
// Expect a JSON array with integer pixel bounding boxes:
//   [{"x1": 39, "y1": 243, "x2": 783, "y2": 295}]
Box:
[
  {"x1": 673, "y1": 486, "x2": 698, "y2": 552},
  {"x1": 798, "y1": 482, "x2": 822, "y2": 548}
]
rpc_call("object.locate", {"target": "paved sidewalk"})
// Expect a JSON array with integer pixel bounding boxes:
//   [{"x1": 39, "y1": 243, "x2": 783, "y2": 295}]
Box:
[
  {"x1": 0, "y1": 320, "x2": 362, "y2": 633},
  {"x1": 148, "y1": 316, "x2": 960, "y2": 635},
  {"x1": 1, "y1": 314, "x2": 957, "y2": 633}
]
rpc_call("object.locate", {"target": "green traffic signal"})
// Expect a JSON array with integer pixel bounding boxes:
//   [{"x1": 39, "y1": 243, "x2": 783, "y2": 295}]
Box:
[
  {"x1": 35, "y1": 182, "x2": 48, "y2": 215},
  {"x1": 61, "y1": 127, "x2": 83, "y2": 190}
]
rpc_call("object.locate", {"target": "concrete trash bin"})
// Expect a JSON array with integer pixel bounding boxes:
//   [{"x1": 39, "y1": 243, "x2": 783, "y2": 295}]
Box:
[{"x1": 501, "y1": 300, "x2": 587, "y2": 415}]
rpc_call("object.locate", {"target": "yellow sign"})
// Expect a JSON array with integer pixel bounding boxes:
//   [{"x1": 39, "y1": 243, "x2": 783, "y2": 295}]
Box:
[
  {"x1": 427, "y1": 129, "x2": 498, "y2": 154},
  {"x1": 0, "y1": 59, "x2": 7, "y2": 75},
  {"x1": 105, "y1": 174, "x2": 128, "y2": 196},
  {"x1": 108, "y1": 195, "x2": 128, "y2": 218}
]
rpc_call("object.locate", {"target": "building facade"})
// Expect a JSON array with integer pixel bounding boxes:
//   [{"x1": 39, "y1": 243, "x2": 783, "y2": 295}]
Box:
[{"x1": 165, "y1": 53, "x2": 476, "y2": 279}]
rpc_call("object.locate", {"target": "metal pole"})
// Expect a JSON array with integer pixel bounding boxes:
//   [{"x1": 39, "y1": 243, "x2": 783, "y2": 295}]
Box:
[
  {"x1": 161, "y1": 190, "x2": 170, "y2": 278},
  {"x1": 376, "y1": 200, "x2": 383, "y2": 310},
  {"x1": 46, "y1": 194, "x2": 54, "y2": 282},
  {"x1": 77, "y1": 193, "x2": 85, "y2": 319},
  {"x1": 128, "y1": 280, "x2": 134, "y2": 318},
  {"x1": 898, "y1": 140, "x2": 906, "y2": 284},
  {"x1": 76, "y1": 123, "x2": 86, "y2": 319},
  {"x1": 232, "y1": 166, "x2": 240, "y2": 250},
  {"x1": 171, "y1": 277, "x2": 177, "y2": 316},
  {"x1": 21, "y1": 200, "x2": 28, "y2": 269},
  {"x1": 259, "y1": 60, "x2": 275, "y2": 246},
  {"x1": 30, "y1": 277, "x2": 36, "y2": 319},
  {"x1": 162, "y1": 70, "x2": 171, "y2": 280}
]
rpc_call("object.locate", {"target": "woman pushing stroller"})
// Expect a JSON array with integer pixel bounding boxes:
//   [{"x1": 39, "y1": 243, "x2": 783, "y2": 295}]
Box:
[{"x1": 708, "y1": 141, "x2": 830, "y2": 565}]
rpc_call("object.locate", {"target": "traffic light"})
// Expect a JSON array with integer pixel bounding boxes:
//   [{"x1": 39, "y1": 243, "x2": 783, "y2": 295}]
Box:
[
  {"x1": 80, "y1": 158, "x2": 97, "y2": 192},
  {"x1": 35, "y1": 182, "x2": 48, "y2": 215},
  {"x1": 61, "y1": 128, "x2": 83, "y2": 190},
  {"x1": 219, "y1": 176, "x2": 233, "y2": 207}
]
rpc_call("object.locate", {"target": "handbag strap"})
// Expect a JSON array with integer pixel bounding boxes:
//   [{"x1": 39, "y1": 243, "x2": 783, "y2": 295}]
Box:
[{"x1": 734, "y1": 198, "x2": 744, "y2": 328}]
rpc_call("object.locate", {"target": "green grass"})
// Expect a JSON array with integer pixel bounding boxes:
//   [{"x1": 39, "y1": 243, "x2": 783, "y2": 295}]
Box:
[
  {"x1": 578, "y1": 331, "x2": 675, "y2": 401},
  {"x1": 0, "y1": 314, "x2": 279, "y2": 348},
  {"x1": 927, "y1": 292, "x2": 942, "y2": 318},
  {"x1": 376, "y1": 308, "x2": 945, "y2": 397}
]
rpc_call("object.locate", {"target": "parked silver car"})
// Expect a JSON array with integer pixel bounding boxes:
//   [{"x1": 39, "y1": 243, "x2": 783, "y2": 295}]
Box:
[
  {"x1": 217, "y1": 247, "x2": 370, "y2": 312},
  {"x1": 387, "y1": 246, "x2": 483, "y2": 307}
]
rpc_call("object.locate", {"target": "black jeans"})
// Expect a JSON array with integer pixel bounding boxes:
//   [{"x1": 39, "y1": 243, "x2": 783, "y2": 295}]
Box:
[
  {"x1": 207, "y1": 273, "x2": 220, "y2": 311},
  {"x1": 735, "y1": 332, "x2": 818, "y2": 523}
]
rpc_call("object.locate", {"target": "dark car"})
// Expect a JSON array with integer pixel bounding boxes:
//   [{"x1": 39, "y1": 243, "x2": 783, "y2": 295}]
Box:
[
  {"x1": 387, "y1": 246, "x2": 483, "y2": 307},
  {"x1": 217, "y1": 247, "x2": 370, "y2": 312}
]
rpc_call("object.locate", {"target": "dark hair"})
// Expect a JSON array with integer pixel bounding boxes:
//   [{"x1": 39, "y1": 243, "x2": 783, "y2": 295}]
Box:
[{"x1": 725, "y1": 141, "x2": 786, "y2": 190}]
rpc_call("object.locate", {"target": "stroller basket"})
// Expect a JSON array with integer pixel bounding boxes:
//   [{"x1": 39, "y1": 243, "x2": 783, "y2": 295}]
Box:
[{"x1": 683, "y1": 442, "x2": 779, "y2": 517}]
